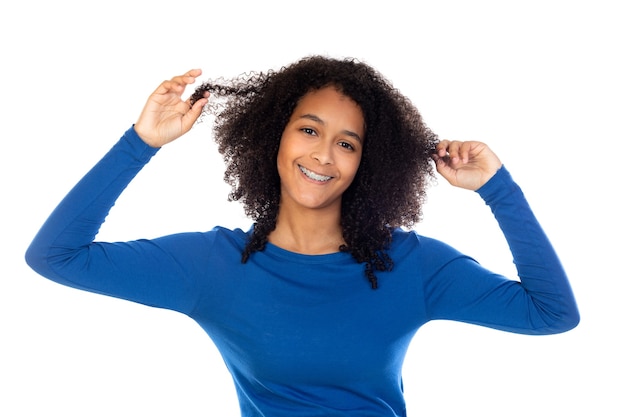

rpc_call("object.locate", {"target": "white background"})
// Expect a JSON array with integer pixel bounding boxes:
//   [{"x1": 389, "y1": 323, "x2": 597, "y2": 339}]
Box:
[{"x1": 1, "y1": 0, "x2": 624, "y2": 415}]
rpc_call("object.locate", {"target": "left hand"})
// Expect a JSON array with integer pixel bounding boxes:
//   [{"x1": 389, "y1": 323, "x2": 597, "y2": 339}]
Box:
[{"x1": 432, "y1": 140, "x2": 502, "y2": 190}]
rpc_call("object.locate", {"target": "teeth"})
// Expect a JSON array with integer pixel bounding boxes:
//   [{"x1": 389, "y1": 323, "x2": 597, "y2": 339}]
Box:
[{"x1": 299, "y1": 165, "x2": 332, "y2": 182}]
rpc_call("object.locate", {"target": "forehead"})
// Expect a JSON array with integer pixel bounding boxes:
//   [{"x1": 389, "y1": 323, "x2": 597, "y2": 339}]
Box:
[
  {"x1": 296, "y1": 86, "x2": 355, "y2": 106},
  {"x1": 291, "y1": 87, "x2": 365, "y2": 131}
]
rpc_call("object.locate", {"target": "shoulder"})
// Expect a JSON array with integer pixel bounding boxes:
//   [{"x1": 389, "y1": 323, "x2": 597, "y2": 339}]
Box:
[
  {"x1": 389, "y1": 228, "x2": 471, "y2": 271},
  {"x1": 203, "y1": 226, "x2": 250, "y2": 250},
  {"x1": 390, "y1": 228, "x2": 463, "y2": 256}
]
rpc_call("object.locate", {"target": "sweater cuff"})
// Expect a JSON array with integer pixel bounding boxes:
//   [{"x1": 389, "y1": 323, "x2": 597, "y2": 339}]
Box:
[
  {"x1": 121, "y1": 125, "x2": 160, "y2": 161},
  {"x1": 475, "y1": 165, "x2": 518, "y2": 205}
]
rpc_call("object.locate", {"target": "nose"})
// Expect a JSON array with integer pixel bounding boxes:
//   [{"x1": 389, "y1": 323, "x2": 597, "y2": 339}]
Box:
[{"x1": 310, "y1": 140, "x2": 334, "y2": 165}]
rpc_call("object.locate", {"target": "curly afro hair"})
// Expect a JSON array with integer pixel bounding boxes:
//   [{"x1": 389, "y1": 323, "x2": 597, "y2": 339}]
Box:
[{"x1": 190, "y1": 55, "x2": 439, "y2": 289}]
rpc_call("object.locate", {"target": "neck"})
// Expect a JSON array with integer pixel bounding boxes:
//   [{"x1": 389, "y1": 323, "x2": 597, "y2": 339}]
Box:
[{"x1": 268, "y1": 204, "x2": 345, "y2": 255}]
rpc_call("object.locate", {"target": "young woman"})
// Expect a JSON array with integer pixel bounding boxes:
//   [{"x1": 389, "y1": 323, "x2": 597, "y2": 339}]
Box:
[{"x1": 25, "y1": 56, "x2": 579, "y2": 416}]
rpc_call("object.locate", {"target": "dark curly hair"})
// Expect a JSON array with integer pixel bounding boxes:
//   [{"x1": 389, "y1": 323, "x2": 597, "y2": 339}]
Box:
[{"x1": 190, "y1": 56, "x2": 438, "y2": 289}]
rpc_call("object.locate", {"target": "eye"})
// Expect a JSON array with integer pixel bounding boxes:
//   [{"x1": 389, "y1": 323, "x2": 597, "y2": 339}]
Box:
[
  {"x1": 338, "y1": 141, "x2": 355, "y2": 151},
  {"x1": 301, "y1": 127, "x2": 317, "y2": 136}
]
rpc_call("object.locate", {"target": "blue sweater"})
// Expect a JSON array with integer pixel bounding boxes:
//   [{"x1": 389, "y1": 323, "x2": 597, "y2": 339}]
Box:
[{"x1": 25, "y1": 127, "x2": 579, "y2": 416}]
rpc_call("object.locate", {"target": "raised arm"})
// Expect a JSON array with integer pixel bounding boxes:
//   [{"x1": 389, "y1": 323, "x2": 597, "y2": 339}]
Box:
[
  {"x1": 24, "y1": 71, "x2": 211, "y2": 313},
  {"x1": 428, "y1": 140, "x2": 579, "y2": 334}
]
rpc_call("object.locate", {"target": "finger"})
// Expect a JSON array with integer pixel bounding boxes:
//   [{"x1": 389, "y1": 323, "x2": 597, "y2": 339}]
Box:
[
  {"x1": 184, "y1": 68, "x2": 203, "y2": 79},
  {"x1": 462, "y1": 141, "x2": 489, "y2": 164},
  {"x1": 434, "y1": 154, "x2": 458, "y2": 182},
  {"x1": 442, "y1": 140, "x2": 463, "y2": 164},
  {"x1": 171, "y1": 69, "x2": 203, "y2": 86},
  {"x1": 458, "y1": 141, "x2": 475, "y2": 164},
  {"x1": 154, "y1": 69, "x2": 203, "y2": 96},
  {"x1": 181, "y1": 96, "x2": 208, "y2": 131},
  {"x1": 151, "y1": 78, "x2": 186, "y2": 100},
  {"x1": 435, "y1": 140, "x2": 451, "y2": 157},
  {"x1": 185, "y1": 90, "x2": 210, "y2": 109}
]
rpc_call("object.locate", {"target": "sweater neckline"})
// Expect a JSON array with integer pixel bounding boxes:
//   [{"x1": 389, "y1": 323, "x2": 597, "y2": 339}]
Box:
[{"x1": 263, "y1": 241, "x2": 353, "y2": 264}]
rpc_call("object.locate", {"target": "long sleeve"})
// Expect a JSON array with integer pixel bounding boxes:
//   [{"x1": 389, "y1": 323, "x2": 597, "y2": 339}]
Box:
[
  {"x1": 24, "y1": 126, "x2": 206, "y2": 314},
  {"x1": 423, "y1": 166, "x2": 580, "y2": 334},
  {"x1": 480, "y1": 166, "x2": 579, "y2": 331}
]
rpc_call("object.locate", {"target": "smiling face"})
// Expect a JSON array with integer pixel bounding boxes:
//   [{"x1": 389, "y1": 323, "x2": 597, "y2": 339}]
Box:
[{"x1": 276, "y1": 86, "x2": 365, "y2": 215}]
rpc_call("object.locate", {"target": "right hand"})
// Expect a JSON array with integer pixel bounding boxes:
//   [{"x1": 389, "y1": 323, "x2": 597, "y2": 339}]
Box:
[{"x1": 134, "y1": 69, "x2": 209, "y2": 148}]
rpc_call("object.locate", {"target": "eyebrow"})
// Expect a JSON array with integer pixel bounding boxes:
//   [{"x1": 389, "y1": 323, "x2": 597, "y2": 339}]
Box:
[{"x1": 299, "y1": 113, "x2": 363, "y2": 144}]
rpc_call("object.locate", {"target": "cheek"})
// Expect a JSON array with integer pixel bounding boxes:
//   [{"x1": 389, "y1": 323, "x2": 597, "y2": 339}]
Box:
[
  {"x1": 275, "y1": 143, "x2": 297, "y2": 185},
  {"x1": 352, "y1": 154, "x2": 363, "y2": 175},
  {"x1": 275, "y1": 140, "x2": 288, "y2": 171},
  {"x1": 343, "y1": 157, "x2": 362, "y2": 185}
]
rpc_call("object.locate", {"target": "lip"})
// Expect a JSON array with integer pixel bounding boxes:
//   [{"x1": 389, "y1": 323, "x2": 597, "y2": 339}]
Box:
[{"x1": 298, "y1": 165, "x2": 333, "y2": 182}]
